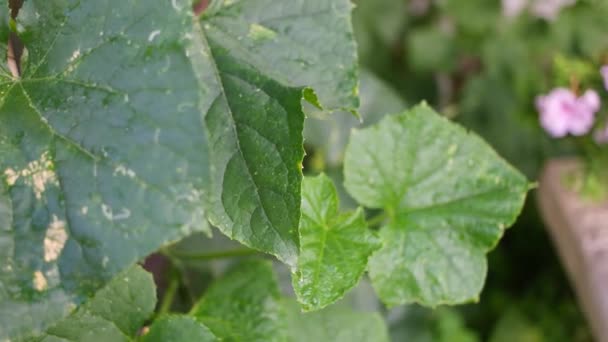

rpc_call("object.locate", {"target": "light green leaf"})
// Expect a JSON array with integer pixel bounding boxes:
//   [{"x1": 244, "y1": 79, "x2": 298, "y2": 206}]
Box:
[
  {"x1": 343, "y1": 104, "x2": 529, "y2": 307},
  {"x1": 190, "y1": 260, "x2": 286, "y2": 341},
  {"x1": 283, "y1": 299, "x2": 390, "y2": 342},
  {"x1": 36, "y1": 265, "x2": 156, "y2": 342},
  {"x1": 142, "y1": 315, "x2": 218, "y2": 342},
  {"x1": 293, "y1": 174, "x2": 380, "y2": 311}
]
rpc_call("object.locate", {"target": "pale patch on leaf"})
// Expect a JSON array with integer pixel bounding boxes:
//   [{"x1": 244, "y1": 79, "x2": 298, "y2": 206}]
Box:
[
  {"x1": 44, "y1": 215, "x2": 67, "y2": 262},
  {"x1": 3, "y1": 151, "x2": 58, "y2": 199}
]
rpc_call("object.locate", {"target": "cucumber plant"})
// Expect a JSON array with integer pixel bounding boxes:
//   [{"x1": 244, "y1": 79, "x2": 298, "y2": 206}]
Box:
[{"x1": 0, "y1": 0, "x2": 530, "y2": 340}]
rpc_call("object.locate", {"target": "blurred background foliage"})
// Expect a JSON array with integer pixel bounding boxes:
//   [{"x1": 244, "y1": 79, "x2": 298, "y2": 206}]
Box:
[{"x1": 164, "y1": 1, "x2": 607, "y2": 341}]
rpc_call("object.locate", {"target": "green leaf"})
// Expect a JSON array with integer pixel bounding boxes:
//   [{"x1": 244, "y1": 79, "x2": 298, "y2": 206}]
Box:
[
  {"x1": 201, "y1": 0, "x2": 359, "y2": 113},
  {"x1": 343, "y1": 104, "x2": 529, "y2": 307},
  {"x1": 142, "y1": 315, "x2": 218, "y2": 342},
  {"x1": 36, "y1": 265, "x2": 156, "y2": 342},
  {"x1": 283, "y1": 299, "x2": 390, "y2": 342},
  {"x1": 199, "y1": 0, "x2": 360, "y2": 266},
  {"x1": 190, "y1": 260, "x2": 286, "y2": 341},
  {"x1": 293, "y1": 174, "x2": 380, "y2": 311},
  {"x1": 0, "y1": 1, "x2": 214, "y2": 338}
]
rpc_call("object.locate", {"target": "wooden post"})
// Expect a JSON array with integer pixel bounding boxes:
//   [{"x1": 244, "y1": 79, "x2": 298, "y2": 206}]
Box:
[{"x1": 538, "y1": 159, "x2": 608, "y2": 342}]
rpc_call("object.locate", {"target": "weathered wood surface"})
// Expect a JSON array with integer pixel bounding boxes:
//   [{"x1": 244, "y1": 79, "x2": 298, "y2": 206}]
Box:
[{"x1": 538, "y1": 159, "x2": 608, "y2": 342}]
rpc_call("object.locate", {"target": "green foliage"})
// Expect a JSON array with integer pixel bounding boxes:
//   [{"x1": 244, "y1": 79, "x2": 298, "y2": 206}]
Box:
[
  {"x1": 293, "y1": 174, "x2": 380, "y2": 311},
  {"x1": 34, "y1": 266, "x2": 156, "y2": 342},
  {"x1": 0, "y1": 0, "x2": 358, "y2": 339},
  {"x1": 0, "y1": 0, "x2": 534, "y2": 340},
  {"x1": 390, "y1": 307, "x2": 480, "y2": 342},
  {"x1": 190, "y1": 260, "x2": 286, "y2": 341},
  {"x1": 199, "y1": 0, "x2": 360, "y2": 266},
  {"x1": 142, "y1": 316, "x2": 218, "y2": 342},
  {"x1": 344, "y1": 104, "x2": 529, "y2": 306},
  {"x1": 283, "y1": 299, "x2": 390, "y2": 342}
]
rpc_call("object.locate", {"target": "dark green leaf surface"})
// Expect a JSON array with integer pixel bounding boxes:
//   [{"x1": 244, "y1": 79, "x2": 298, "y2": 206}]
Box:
[
  {"x1": 190, "y1": 260, "x2": 286, "y2": 341},
  {"x1": 36, "y1": 265, "x2": 156, "y2": 342},
  {"x1": 201, "y1": 0, "x2": 359, "y2": 113},
  {"x1": 0, "y1": 1, "x2": 213, "y2": 339},
  {"x1": 142, "y1": 315, "x2": 218, "y2": 342},
  {"x1": 343, "y1": 104, "x2": 529, "y2": 307},
  {"x1": 293, "y1": 174, "x2": 380, "y2": 311},
  {"x1": 283, "y1": 299, "x2": 390, "y2": 342},
  {"x1": 199, "y1": 0, "x2": 360, "y2": 266}
]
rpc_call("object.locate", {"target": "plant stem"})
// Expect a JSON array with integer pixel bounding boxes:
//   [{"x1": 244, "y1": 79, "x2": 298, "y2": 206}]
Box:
[
  {"x1": 367, "y1": 212, "x2": 388, "y2": 227},
  {"x1": 157, "y1": 273, "x2": 179, "y2": 317},
  {"x1": 167, "y1": 248, "x2": 258, "y2": 261}
]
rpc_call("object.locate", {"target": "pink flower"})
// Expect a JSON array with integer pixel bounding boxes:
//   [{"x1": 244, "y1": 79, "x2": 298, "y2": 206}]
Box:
[
  {"x1": 536, "y1": 88, "x2": 600, "y2": 138},
  {"x1": 601, "y1": 66, "x2": 608, "y2": 91}
]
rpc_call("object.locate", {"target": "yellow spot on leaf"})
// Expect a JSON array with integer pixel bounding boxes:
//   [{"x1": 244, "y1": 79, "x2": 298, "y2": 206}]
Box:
[{"x1": 248, "y1": 23, "x2": 277, "y2": 41}]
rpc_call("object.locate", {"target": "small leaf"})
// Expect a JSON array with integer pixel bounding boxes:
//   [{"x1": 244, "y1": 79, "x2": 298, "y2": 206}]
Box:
[
  {"x1": 142, "y1": 315, "x2": 218, "y2": 342},
  {"x1": 283, "y1": 299, "x2": 390, "y2": 342},
  {"x1": 190, "y1": 260, "x2": 286, "y2": 341},
  {"x1": 293, "y1": 174, "x2": 380, "y2": 311},
  {"x1": 37, "y1": 265, "x2": 156, "y2": 341},
  {"x1": 343, "y1": 104, "x2": 529, "y2": 307}
]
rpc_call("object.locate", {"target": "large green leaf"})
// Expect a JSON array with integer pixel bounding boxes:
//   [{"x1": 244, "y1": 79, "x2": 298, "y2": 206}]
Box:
[
  {"x1": 142, "y1": 315, "x2": 218, "y2": 342},
  {"x1": 0, "y1": 0, "x2": 359, "y2": 338},
  {"x1": 199, "y1": 0, "x2": 359, "y2": 266},
  {"x1": 283, "y1": 299, "x2": 390, "y2": 342},
  {"x1": 293, "y1": 174, "x2": 380, "y2": 311},
  {"x1": 190, "y1": 260, "x2": 286, "y2": 341},
  {"x1": 35, "y1": 265, "x2": 156, "y2": 342},
  {"x1": 0, "y1": 1, "x2": 211, "y2": 339},
  {"x1": 343, "y1": 104, "x2": 529, "y2": 307}
]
